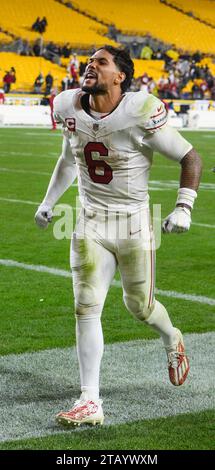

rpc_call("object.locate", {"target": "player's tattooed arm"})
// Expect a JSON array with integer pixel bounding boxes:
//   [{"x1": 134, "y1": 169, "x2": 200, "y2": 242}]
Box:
[{"x1": 179, "y1": 148, "x2": 202, "y2": 191}]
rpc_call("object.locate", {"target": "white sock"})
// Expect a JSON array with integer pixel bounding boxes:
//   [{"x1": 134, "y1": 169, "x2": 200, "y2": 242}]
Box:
[
  {"x1": 76, "y1": 313, "x2": 103, "y2": 401},
  {"x1": 145, "y1": 300, "x2": 176, "y2": 348}
]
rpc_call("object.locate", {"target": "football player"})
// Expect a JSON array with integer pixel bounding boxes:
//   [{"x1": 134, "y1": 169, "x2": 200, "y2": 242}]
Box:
[{"x1": 35, "y1": 46, "x2": 202, "y2": 426}]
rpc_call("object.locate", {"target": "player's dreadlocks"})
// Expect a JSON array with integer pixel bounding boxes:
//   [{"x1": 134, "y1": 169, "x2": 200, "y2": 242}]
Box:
[{"x1": 97, "y1": 45, "x2": 134, "y2": 93}]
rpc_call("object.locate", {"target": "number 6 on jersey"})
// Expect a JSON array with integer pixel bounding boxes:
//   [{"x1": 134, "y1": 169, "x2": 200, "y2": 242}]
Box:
[{"x1": 84, "y1": 142, "x2": 113, "y2": 184}]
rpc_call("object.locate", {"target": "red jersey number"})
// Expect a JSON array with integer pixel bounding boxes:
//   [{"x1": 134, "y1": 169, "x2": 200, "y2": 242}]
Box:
[{"x1": 84, "y1": 142, "x2": 113, "y2": 184}]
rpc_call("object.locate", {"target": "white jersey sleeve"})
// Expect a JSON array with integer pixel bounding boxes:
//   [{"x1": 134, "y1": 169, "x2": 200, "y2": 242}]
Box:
[
  {"x1": 127, "y1": 92, "x2": 168, "y2": 133},
  {"x1": 145, "y1": 125, "x2": 193, "y2": 162},
  {"x1": 130, "y1": 92, "x2": 192, "y2": 162},
  {"x1": 140, "y1": 94, "x2": 168, "y2": 133}
]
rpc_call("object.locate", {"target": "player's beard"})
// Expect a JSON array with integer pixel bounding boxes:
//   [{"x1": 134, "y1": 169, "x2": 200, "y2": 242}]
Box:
[{"x1": 82, "y1": 82, "x2": 107, "y2": 95}]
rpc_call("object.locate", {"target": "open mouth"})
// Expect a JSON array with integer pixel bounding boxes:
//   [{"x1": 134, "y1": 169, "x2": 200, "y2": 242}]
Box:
[{"x1": 84, "y1": 71, "x2": 97, "y2": 80}]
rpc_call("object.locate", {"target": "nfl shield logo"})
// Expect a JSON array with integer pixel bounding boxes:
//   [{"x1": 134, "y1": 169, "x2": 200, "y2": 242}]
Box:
[{"x1": 93, "y1": 123, "x2": 99, "y2": 132}]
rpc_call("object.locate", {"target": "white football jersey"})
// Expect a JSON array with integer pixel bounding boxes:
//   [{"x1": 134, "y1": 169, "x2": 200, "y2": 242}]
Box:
[{"x1": 54, "y1": 89, "x2": 192, "y2": 212}]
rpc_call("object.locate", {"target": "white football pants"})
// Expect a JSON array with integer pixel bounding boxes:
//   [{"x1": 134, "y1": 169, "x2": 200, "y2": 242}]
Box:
[{"x1": 70, "y1": 208, "x2": 175, "y2": 399}]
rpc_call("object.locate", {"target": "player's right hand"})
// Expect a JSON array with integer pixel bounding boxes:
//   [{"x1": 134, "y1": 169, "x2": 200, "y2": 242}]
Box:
[
  {"x1": 162, "y1": 206, "x2": 191, "y2": 233},
  {"x1": 35, "y1": 204, "x2": 53, "y2": 229}
]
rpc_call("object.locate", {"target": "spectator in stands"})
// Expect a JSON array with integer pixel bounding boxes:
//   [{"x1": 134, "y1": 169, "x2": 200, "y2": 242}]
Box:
[
  {"x1": 139, "y1": 73, "x2": 149, "y2": 92},
  {"x1": 0, "y1": 89, "x2": 5, "y2": 104},
  {"x1": 40, "y1": 95, "x2": 50, "y2": 106},
  {"x1": 20, "y1": 40, "x2": 30, "y2": 56},
  {"x1": 3, "y1": 67, "x2": 16, "y2": 93},
  {"x1": 13, "y1": 38, "x2": 23, "y2": 55},
  {"x1": 140, "y1": 45, "x2": 153, "y2": 60},
  {"x1": 44, "y1": 42, "x2": 60, "y2": 64},
  {"x1": 199, "y1": 79, "x2": 209, "y2": 99},
  {"x1": 130, "y1": 40, "x2": 141, "y2": 58},
  {"x1": 108, "y1": 23, "x2": 118, "y2": 41},
  {"x1": 148, "y1": 77, "x2": 157, "y2": 96},
  {"x1": 70, "y1": 63, "x2": 78, "y2": 82},
  {"x1": 190, "y1": 62, "x2": 201, "y2": 80},
  {"x1": 45, "y1": 72, "x2": 54, "y2": 94},
  {"x1": 33, "y1": 38, "x2": 43, "y2": 57},
  {"x1": 79, "y1": 60, "x2": 87, "y2": 77},
  {"x1": 49, "y1": 88, "x2": 57, "y2": 131},
  {"x1": 61, "y1": 74, "x2": 72, "y2": 91},
  {"x1": 192, "y1": 82, "x2": 203, "y2": 100},
  {"x1": 40, "y1": 17, "x2": 48, "y2": 33},
  {"x1": 152, "y1": 49, "x2": 164, "y2": 60},
  {"x1": 32, "y1": 17, "x2": 41, "y2": 33},
  {"x1": 192, "y1": 51, "x2": 202, "y2": 63},
  {"x1": 69, "y1": 53, "x2": 79, "y2": 71},
  {"x1": 157, "y1": 75, "x2": 169, "y2": 99},
  {"x1": 34, "y1": 73, "x2": 44, "y2": 94},
  {"x1": 32, "y1": 16, "x2": 47, "y2": 34},
  {"x1": 62, "y1": 43, "x2": 71, "y2": 58},
  {"x1": 165, "y1": 46, "x2": 179, "y2": 62}
]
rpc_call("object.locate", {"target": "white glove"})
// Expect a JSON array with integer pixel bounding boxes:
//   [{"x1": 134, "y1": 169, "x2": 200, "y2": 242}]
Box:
[
  {"x1": 162, "y1": 206, "x2": 191, "y2": 233},
  {"x1": 35, "y1": 203, "x2": 53, "y2": 229}
]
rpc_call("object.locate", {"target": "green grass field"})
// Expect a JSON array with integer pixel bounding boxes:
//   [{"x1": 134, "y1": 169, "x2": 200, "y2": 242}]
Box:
[{"x1": 0, "y1": 128, "x2": 214, "y2": 450}]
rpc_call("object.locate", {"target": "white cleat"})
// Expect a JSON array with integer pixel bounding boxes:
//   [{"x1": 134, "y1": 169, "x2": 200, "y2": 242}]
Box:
[
  {"x1": 56, "y1": 398, "x2": 104, "y2": 427},
  {"x1": 166, "y1": 328, "x2": 190, "y2": 386}
]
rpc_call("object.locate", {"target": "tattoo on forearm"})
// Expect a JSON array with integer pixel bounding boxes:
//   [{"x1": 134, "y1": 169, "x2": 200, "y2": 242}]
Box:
[{"x1": 180, "y1": 149, "x2": 202, "y2": 190}]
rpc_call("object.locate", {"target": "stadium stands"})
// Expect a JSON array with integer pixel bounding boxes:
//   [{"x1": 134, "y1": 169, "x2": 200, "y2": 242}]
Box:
[
  {"x1": 0, "y1": 51, "x2": 167, "y2": 92},
  {"x1": 75, "y1": 0, "x2": 215, "y2": 54},
  {"x1": 0, "y1": 0, "x2": 214, "y2": 96},
  {"x1": 0, "y1": 32, "x2": 12, "y2": 44},
  {"x1": 167, "y1": 0, "x2": 215, "y2": 26},
  {"x1": 0, "y1": 52, "x2": 66, "y2": 92},
  {"x1": 133, "y1": 59, "x2": 166, "y2": 80},
  {"x1": 0, "y1": 0, "x2": 117, "y2": 48}
]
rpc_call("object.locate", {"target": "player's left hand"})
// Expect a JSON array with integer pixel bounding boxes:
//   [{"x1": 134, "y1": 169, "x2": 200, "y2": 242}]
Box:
[
  {"x1": 162, "y1": 206, "x2": 191, "y2": 233},
  {"x1": 35, "y1": 204, "x2": 53, "y2": 229}
]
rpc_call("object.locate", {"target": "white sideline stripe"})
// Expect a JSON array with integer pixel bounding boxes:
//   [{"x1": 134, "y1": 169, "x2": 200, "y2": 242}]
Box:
[
  {"x1": 0, "y1": 259, "x2": 72, "y2": 278},
  {"x1": 192, "y1": 222, "x2": 215, "y2": 228},
  {"x1": 0, "y1": 150, "x2": 33, "y2": 155},
  {"x1": 0, "y1": 332, "x2": 214, "y2": 442},
  {"x1": 0, "y1": 196, "x2": 215, "y2": 228},
  {"x1": 156, "y1": 288, "x2": 215, "y2": 305},
  {"x1": 112, "y1": 279, "x2": 215, "y2": 306},
  {"x1": 0, "y1": 198, "x2": 78, "y2": 206},
  {"x1": 0, "y1": 197, "x2": 40, "y2": 206},
  {"x1": 0, "y1": 151, "x2": 58, "y2": 159},
  {"x1": 0, "y1": 167, "x2": 51, "y2": 176},
  {"x1": 154, "y1": 165, "x2": 213, "y2": 173},
  {"x1": 25, "y1": 132, "x2": 60, "y2": 136},
  {"x1": 1, "y1": 258, "x2": 215, "y2": 306},
  {"x1": 150, "y1": 180, "x2": 215, "y2": 191}
]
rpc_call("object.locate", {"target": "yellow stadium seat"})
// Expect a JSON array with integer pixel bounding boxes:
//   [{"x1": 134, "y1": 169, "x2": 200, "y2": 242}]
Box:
[
  {"x1": 0, "y1": 0, "x2": 117, "y2": 48},
  {"x1": 75, "y1": 0, "x2": 215, "y2": 54}
]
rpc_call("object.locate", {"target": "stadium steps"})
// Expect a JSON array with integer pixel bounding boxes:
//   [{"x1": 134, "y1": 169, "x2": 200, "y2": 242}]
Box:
[
  {"x1": 0, "y1": 31, "x2": 14, "y2": 44},
  {"x1": 162, "y1": 0, "x2": 215, "y2": 29},
  {"x1": 55, "y1": 0, "x2": 110, "y2": 27},
  {"x1": 75, "y1": 0, "x2": 215, "y2": 54}
]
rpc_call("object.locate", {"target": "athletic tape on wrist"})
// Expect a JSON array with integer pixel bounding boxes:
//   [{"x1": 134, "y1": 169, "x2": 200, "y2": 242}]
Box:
[{"x1": 176, "y1": 187, "x2": 197, "y2": 210}]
